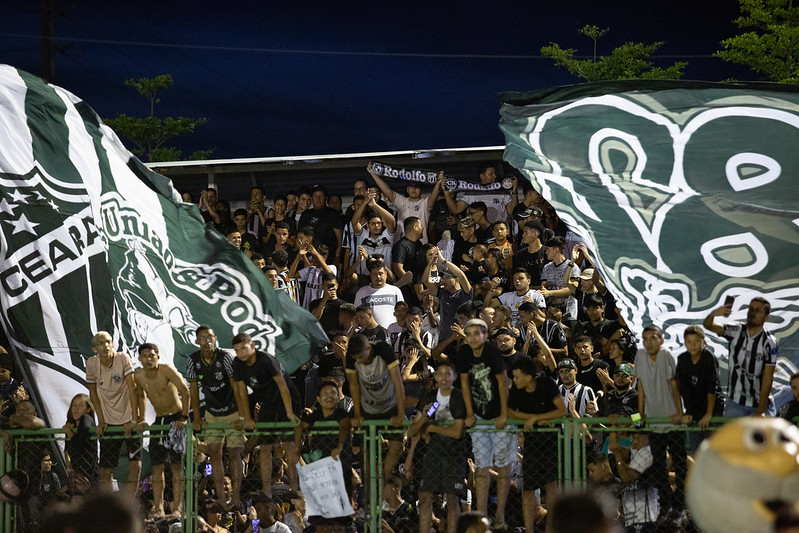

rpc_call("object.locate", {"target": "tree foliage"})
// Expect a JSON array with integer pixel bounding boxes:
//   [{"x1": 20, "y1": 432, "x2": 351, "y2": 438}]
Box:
[
  {"x1": 541, "y1": 25, "x2": 687, "y2": 82},
  {"x1": 716, "y1": 0, "x2": 799, "y2": 83},
  {"x1": 104, "y1": 74, "x2": 211, "y2": 162}
]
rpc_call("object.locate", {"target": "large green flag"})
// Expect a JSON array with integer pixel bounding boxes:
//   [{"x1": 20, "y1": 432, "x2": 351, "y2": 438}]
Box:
[
  {"x1": 500, "y1": 80, "x2": 799, "y2": 402},
  {"x1": 0, "y1": 65, "x2": 327, "y2": 424}
]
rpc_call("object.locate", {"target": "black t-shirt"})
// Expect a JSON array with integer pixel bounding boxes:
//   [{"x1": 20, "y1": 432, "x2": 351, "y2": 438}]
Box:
[
  {"x1": 676, "y1": 348, "x2": 722, "y2": 419},
  {"x1": 302, "y1": 403, "x2": 353, "y2": 457},
  {"x1": 452, "y1": 237, "x2": 477, "y2": 269},
  {"x1": 573, "y1": 319, "x2": 617, "y2": 351},
  {"x1": 501, "y1": 351, "x2": 533, "y2": 373},
  {"x1": 455, "y1": 342, "x2": 507, "y2": 419},
  {"x1": 576, "y1": 358, "x2": 610, "y2": 395},
  {"x1": 185, "y1": 349, "x2": 238, "y2": 416},
  {"x1": 392, "y1": 236, "x2": 424, "y2": 283},
  {"x1": 513, "y1": 246, "x2": 547, "y2": 285},
  {"x1": 778, "y1": 400, "x2": 799, "y2": 424},
  {"x1": 298, "y1": 207, "x2": 344, "y2": 259},
  {"x1": 232, "y1": 351, "x2": 298, "y2": 418},
  {"x1": 604, "y1": 386, "x2": 639, "y2": 417},
  {"x1": 308, "y1": 297, "x2": 346, "y2": 334},
  {"x1": 508, "y1": 375, "x2": 560, "y2": 415},
  {"x1": 361, "y1": 324, "x2": 390, "y2": 345},
  {"x1": 240, "y1": 231, "x2": 261, "y2": 254}
]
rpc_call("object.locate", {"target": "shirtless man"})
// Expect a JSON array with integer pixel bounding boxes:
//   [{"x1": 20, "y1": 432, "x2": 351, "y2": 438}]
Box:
[{"x1": 134, "y1": 343, "x2": 191, "y2": 518}]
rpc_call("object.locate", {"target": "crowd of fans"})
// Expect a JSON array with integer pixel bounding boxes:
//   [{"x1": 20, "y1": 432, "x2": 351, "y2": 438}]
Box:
[{"x1": 1, "y1": 161, "x2": 797, "y2": 533}]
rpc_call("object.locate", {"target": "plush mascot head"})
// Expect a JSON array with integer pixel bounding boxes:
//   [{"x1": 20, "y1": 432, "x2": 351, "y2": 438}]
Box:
[{"x1": 687, "y1": 417, "x2": 799, "y2": 533}]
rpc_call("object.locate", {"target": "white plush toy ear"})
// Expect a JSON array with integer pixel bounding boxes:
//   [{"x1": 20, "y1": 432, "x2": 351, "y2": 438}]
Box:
[{"x1": 686, "y1": 418, "x2": 799, "y2": 533}]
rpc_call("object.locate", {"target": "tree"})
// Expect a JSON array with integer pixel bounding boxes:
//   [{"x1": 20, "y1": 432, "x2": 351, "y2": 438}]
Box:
[
  {"x1": 541, "y1": 25, "x2": 687, "y2": 82},
  {"x1": 104, "y1": 74, "x2": 212, "y2": 162},
  {"x1": 716, "y1": 0, "x2": 799, "y2": 83}
]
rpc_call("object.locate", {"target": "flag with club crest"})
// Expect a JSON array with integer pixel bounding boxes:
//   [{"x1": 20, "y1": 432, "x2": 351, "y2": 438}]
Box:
[
  {"x1": 500, "y1": 80, "x2": 799, "y2": 405},
  {"x1": 0, "y1": 65, "x2": 327, "y2": 425}
]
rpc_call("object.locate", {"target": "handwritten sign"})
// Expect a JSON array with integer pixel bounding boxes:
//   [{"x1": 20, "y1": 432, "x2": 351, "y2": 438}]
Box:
[{"x1": 297, "y1": 457, "x2": 355, "y2": 518}]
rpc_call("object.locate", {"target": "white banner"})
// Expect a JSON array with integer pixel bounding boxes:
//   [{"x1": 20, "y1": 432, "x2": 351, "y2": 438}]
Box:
[{"x1": 296, "y1": 457, "x2": 354, "y2": 518}]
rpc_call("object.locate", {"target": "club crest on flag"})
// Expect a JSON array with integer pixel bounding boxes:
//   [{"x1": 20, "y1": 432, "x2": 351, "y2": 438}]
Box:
[
  {"x1": 500, "y1": 80, "x2": 799, "y2": 402},
  {"x1": 0, "y1": 65, "x2": 327, "y2": 426}
]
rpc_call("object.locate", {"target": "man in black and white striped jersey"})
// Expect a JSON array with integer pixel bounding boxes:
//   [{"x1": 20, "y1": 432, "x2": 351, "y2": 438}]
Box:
[
  {"x1": 703, "y1": 296, "x2": 777, "y2": 417},
  {"x1": 557, "y1": 357, "x2": 597, "y2": 418}
]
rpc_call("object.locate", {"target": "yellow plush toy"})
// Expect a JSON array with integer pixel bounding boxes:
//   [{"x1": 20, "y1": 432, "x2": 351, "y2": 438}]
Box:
[{"x1": 687, "y1": 417, "x2": 799, "y2": 533}]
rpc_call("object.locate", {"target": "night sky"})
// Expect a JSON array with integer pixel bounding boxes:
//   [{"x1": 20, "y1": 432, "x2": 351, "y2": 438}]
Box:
[{"x1": 2, "y1": 1, "x2": 750, "y2": 160}]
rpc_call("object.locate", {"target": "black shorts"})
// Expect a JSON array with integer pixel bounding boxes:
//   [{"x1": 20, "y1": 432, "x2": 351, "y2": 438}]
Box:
[
  {"x1": 522, "y1": 430, "x2": 559, "y2": 491},
  {"x1": 417, "y1": 442, "x2": 468, "y2": 498},
  {"x1": 258, "y1": 409, "x2": 292, "y2": 446},
  {"x1": 149, "y1": 412, "x2": 183, "y2": 465},
  {"x1": 99, "y1": 427, "x2": 143, "y2": 469}
]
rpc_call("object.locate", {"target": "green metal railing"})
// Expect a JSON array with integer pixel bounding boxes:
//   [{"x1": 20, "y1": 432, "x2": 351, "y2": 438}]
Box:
[{"x1": 0, "y1": 416, "x2": 730, "y2": 531}]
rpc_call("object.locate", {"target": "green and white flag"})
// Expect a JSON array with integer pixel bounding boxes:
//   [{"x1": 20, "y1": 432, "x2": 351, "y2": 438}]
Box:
[
  {"x1": 500, "y1": 80, "x2": 799, "y2": 399},
  {"x1": 0, "y1": 65, "x2": 327, "y2": 424}
]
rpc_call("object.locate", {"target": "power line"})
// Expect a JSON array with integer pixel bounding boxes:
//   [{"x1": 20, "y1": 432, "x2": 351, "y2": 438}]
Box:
[{"x1": 0, "y1": 32, "x2": 717, "y2": 59}]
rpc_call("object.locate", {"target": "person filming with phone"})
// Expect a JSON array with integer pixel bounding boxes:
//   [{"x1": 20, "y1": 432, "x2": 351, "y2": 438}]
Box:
[
  {"x1": 703, "y1": 295, "x2": 777, "y2": 417},
  {"x1": 407, "y1": 360, "x2": 468, "y2": 533}
]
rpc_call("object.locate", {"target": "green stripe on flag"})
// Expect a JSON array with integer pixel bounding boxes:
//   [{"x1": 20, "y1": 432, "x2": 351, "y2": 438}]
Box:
[{"x1": 18, "y1": 70, "x2": 82, "y2": 185}]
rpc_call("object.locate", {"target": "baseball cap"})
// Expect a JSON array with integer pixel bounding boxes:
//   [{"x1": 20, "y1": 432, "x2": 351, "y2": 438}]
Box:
[
  {"x1": 613, "y1": 363, "x2": 633, "y2": 376},
  {"x1": 578, "y1": 268, "x2": 595, "y2": 280},
  {"x1": 512, "y1": 204, "x2": 543, "y2": 222},
  {"x1": 557, "y1": 358, "x2": 577, "y2": 370},
  {"x1": 458, "y1": 216, "x2": 477, "y2": 230}
]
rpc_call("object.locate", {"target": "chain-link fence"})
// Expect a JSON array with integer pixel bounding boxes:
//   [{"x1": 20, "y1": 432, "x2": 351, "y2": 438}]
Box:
[{"x1": 0, "y1": 416, "x2": 726, "y2": 532}]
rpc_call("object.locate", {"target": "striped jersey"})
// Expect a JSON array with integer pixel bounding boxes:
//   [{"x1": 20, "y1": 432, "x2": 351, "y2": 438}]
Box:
[
  {"x1": 722, "y1": 322, "x2": 778, "y2": 408},
  {"x1": 558, "y1": 382, "x2": 596, "y2": 417}
]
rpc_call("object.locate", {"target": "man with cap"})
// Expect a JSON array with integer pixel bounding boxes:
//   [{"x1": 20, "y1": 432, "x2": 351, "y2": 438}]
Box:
[
  {"x1": 511, "y1": 203, "x2": 544, "y2": 243},
  {"x1": 491, "y1": 327, "x2": 531, "y2": 375},
  {"x1": 602, "y1": 362, "x2": 639, "y2": 418},
  {"x1": 557, "y1": 358, "x2": 597, "y2": 418},
  {"x1": 456, "y1": 318, "x2": 513, "y2": 529},
  {"x1": 453, "y1": 216, "x2": 480, "y2": 271}
]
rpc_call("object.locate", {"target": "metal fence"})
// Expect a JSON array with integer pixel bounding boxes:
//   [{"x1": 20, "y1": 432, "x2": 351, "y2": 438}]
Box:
[{"x1": 0, "y1": 416, "x2": 724, "y2": 532}]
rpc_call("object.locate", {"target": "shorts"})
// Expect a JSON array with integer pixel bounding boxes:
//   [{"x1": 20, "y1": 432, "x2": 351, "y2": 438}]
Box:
[
  {"x1": 364, "y1": 408, "x2": 404, "y2": 442},
  {"x1": 204, "y1": 411, "x2": 245, "y2": 448},
  {"x1": 521, "y1": 430, "x2": 558, "y2": 490},
  {"x1": 99, "y1": 427, "x2": 143, "y2": 469},
  {"x1": 470, "y1": 420, "x2": 516, "y2": 469},
  {"x1": 149, "y1": 412, "x2": 183, "y2": 465},
  {"x1": 418, "y1": 441, "x2": 468, "y2": 498},
  {"x1": 258, "y1": 408, "x2": 292, "y2": 446}
]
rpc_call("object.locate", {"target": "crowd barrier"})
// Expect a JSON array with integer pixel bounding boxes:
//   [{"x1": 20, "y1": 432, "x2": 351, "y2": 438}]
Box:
[{"x1": 0, "y1": 416, "x2": 728, "y2": 532}]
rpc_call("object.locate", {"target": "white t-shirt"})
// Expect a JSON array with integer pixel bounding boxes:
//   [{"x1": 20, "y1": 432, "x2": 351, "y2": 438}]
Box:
[
  {"x1": 354, "y1": 284, "x2": 405, "y2": 329},
  {"x1": 459, "y1": 191, "x2": 513, "y2": 224},
  {"x1": 541, "y1": 259, "x2": 581, "y2": 320},
  {"x1": 391, "y1": 195, "x2": 431, "y2": 244},
  {"x1": 497, "y1": 289, "x2": 546, "y2": 327}
]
